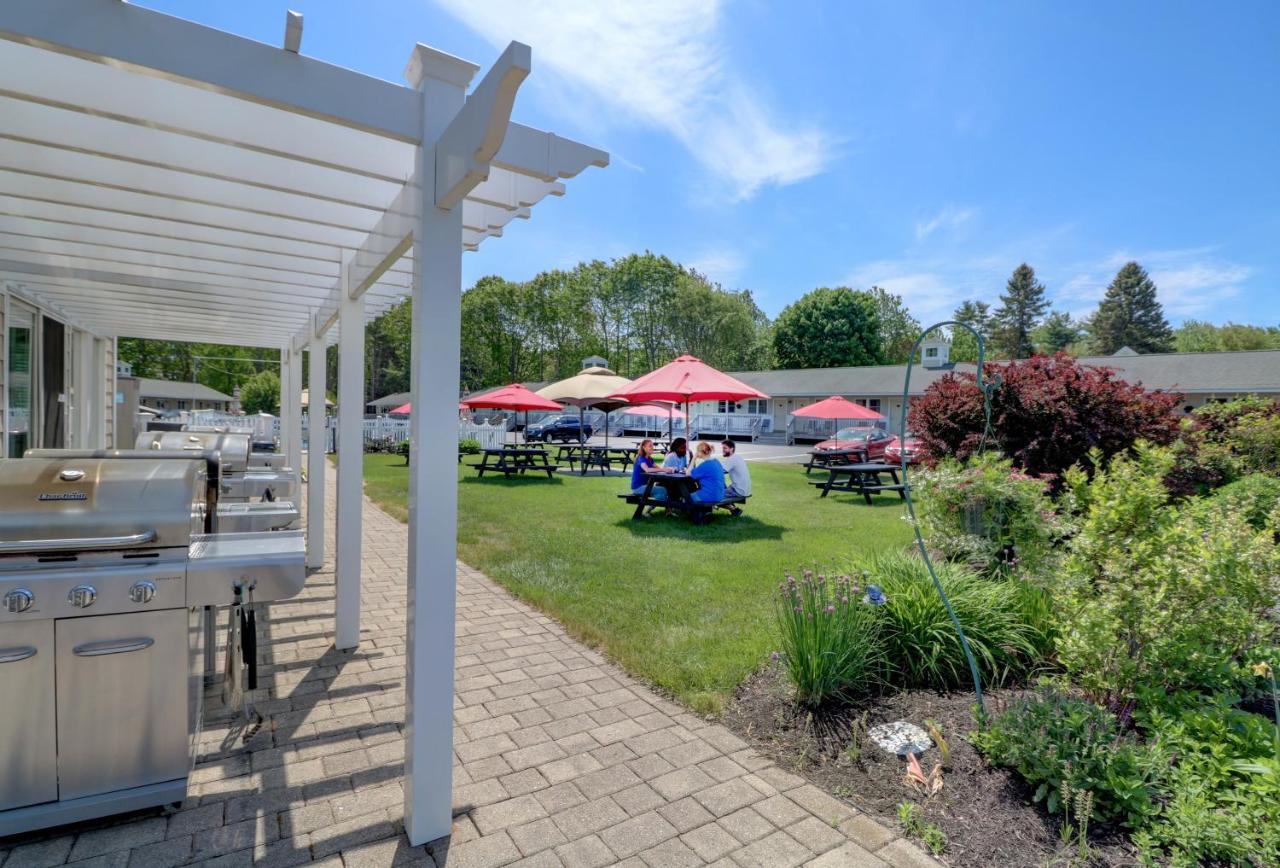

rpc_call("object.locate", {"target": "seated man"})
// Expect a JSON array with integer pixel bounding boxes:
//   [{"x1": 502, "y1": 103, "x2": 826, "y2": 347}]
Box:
[
  {"x1": 719, "y1": 439, "x2": 751, "y2": 516},
  {"x1": 689, "y1": 441, "x2": 725, "y2": 504}
]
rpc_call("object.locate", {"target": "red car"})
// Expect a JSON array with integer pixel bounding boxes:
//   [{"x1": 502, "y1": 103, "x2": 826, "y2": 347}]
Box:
[
  {"x1": 885, "y1": 436, "x2": 922, "y2": 465},
  {"x1": 813, "y1": 427, "x2": 895, "y2": 461}
]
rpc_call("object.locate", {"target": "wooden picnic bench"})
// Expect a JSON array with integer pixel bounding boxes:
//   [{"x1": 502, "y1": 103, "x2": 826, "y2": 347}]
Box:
[
  {"x1": 618, "y1": 471, "x2": 748, "y2": 524},
  {"x1": 555, "y1": 444, "x2": 637, "y2": 476},
  {"x1": 467, "y1": 447, "x2": 560, "y2": 478},
  {"x1": 803, "y1": 448, "x2": 867, "y2": 475},
  {"x1": 810, "y1": 462, "x2": 907, "y2": 504}
]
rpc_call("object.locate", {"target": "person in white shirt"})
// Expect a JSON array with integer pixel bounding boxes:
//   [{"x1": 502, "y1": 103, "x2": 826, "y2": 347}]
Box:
[{"x1": 720, "y1": 440, "x2": 751, "y2": 516}]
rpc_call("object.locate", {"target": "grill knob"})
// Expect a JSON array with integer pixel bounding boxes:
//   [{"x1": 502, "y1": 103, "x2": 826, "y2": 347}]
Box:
[
  {"x1": 128, "y1": 580, "x2": 157, "y2": 605},
  {"x1": 3, "y1": 588, "x2": 33, "y2": 614},
  {"x1": 68, "y1": 585, "x2": 97, "y2": 609}
]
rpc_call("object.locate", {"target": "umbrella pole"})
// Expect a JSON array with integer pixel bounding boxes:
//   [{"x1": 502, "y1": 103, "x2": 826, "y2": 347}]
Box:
[{"x1": 604, "y1": 409, "x2": 610, "y2": 448}]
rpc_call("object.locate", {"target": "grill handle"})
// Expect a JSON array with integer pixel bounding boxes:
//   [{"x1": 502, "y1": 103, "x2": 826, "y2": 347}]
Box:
[
  {"x1": 72, "y1": 637, "x2": 155, "y2": 657},
  {"x1": 0, "y1": 646, "x2": 37, "y2": 664},
  {"x1": 0, "y1": 530, "x2": 157, "y2": 554}
]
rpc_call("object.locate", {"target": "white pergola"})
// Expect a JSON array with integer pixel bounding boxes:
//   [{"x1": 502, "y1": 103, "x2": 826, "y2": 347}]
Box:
[{"x1": 0, "y1": 0, "x2": 606, "y2": 844}]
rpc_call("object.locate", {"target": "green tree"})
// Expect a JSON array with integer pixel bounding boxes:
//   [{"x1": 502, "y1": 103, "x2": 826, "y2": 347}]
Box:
[
  {"x1": 949, "y1": 300, "x2": 992, "y2": 362},
  {"x1": 865, "y1": 286, "x2": 921, "y2": 363},
  {"x1": 1033, "y1": 310, "x2": 1083, "y2": 354},
  {"x1": 990, "y1": 263, "x2": 1049, "y2": 358},
  {"x1": 1088, "y1": 261, "x2": 1174, "y2": 354},
  {"x1": 239, "y1": 369, "x2": 280, "y2": 415},
  {"x1": 772, "y1": 287, "x2": 885, "y2": 369},
  {"x1": 1174, "y1": 319, "x2": 1280, "y2": 353}
]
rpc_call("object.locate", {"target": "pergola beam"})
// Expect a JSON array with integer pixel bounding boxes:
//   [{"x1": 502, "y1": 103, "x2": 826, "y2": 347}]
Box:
[{"x1": 0, "y1": 0, "x2": 423, "y2": 142}]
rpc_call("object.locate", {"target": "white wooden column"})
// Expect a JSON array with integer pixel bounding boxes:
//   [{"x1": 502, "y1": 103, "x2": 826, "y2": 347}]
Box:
[
  {"x1": 286, "y1": 347, "x2": 303, "y2": 482},
  {"x1": 278, "y1": 348, "x2": 291, "y2": 454},
  {"x1": 306, "y1": 335, "x2": 327, "y2": 569},
  {"x1": 335, "y1": 270, "x2": 364, "y2": 651},
  {"x1": 403, "y1": 46, "x2": 476, "y2": 846}
]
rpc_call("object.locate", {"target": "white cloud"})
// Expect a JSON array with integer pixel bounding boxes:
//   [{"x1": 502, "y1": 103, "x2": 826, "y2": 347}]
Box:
[
  {"x1": 1055, "y1": 248, "x2": 1253, "y2": 321},
  {"x1": 915, "y1": 205, "x2": 977, "y2": 241},
  {"x1": 687, "y1": 244, "x2": 746, "y2": 284},
  {"x1": 843, "y1": 260, "x2": 985, "y2": 325},
  {"x1": 430, "y1": 0, "x2": 834, "y2": 199}
]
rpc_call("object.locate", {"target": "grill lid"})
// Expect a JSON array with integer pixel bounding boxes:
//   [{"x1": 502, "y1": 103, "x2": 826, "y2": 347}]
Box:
[
  {"x1": 0, "y1": 458, "x2": 206, "y2": 553},
  {"x1": 135, "y1": 431, "x2": 251, "y2": 473}
]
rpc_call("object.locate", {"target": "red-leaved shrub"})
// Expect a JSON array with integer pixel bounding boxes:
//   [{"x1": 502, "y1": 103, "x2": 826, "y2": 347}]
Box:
[{"x1": 912, "y1": 353, "x2": 1182, "y2": 478}]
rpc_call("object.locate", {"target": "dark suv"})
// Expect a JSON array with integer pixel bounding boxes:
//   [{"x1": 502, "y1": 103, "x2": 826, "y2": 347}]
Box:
[{"x1": 525, "y1": 415, "x2": 594, "y2": 443}]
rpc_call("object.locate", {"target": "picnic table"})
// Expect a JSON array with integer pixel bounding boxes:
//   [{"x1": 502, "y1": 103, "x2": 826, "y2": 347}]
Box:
[
  {"x1": 618, "y1": 468, "x2": 747, "y2": 524},
  {"x1": 468, "y1": 447, "x2": 560, "y2": 478},
  {"x1": 810, "y1": 462, "x2": 907, "y2": 504},
  {"x1": 555, "y1": 444, "x2": 638, "y2": 476},
  {"x1": 803, "y1": 448, "x2": 867, "y2": 475}
]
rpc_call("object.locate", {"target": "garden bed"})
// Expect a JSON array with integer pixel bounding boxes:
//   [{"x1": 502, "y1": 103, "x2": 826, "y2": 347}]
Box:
[{"x1": 722, "y1": 667, "x2": 1137, "y2": 867}]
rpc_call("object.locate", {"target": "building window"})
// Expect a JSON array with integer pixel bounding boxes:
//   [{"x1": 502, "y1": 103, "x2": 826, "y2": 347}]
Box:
[
  {"x1": 178, "y1": 400, "x2": 187, "y2": 410},
  {"x1": 718, "y1": 400, "x2": 743, "y2": 413},
  {"x1": 867, "y1": 399, "x2": 881, "y2": 414},
  {"x1": 925, "y1": 346, "x2": 938, "y2": 358},
  {"x1": 744, "y1": 399, "x2": 767, "y2": 414}
]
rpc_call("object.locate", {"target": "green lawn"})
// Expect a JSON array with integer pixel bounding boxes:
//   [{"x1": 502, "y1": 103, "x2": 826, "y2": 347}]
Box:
[{"x1": 361, "y1": 454, "x2": 914, "y2": 713}]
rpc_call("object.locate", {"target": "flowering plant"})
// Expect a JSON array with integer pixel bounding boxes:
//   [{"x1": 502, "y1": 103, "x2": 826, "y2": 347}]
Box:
[{"x1": 773, "y1": 569, "x2": 883, "y2": 707}]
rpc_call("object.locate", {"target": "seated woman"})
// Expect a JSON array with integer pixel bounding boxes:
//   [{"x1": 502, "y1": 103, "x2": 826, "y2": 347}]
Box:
[
  {"x1": 629, "y1": 439, "x2": 659, "y2": 495},
  {"x1": 662, "y1": 437, "x2": 689, "y2": 471},
  {"x1": 689, "y1": 441, "x2": 726, "y2": 503}
]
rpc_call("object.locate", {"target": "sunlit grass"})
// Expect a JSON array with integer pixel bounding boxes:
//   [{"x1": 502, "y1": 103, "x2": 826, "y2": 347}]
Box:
[{"x1": 361, "y1": 454, "x2": 915, "y2": 713}]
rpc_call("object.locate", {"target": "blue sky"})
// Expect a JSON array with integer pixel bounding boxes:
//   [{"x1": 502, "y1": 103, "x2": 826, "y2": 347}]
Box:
[{"x1": 142, "y1": 1, "x2": 1279, "y2": 326}]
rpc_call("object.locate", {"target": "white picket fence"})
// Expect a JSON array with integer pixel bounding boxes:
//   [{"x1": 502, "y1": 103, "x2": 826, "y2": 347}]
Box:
[{"x1": 171, "y1": 409, "x2": 500, "y2": 454}]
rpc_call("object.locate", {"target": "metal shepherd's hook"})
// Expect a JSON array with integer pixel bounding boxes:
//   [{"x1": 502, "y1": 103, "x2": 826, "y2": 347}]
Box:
[{"x1": 899, "y1": 322, "x2": 1001, "y2": 721}]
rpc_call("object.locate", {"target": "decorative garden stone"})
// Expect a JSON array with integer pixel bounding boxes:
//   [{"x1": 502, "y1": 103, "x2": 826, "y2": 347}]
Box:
[{"x1": 868, "y1": 721, "x2": 933, "y2": 757}]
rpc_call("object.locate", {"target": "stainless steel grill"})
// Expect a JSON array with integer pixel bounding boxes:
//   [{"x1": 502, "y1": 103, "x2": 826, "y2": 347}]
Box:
[
  {"x1": 0, "y1": 456, "x2": 306, "y2": 837},
  {"x1": 135, "y1": 431, "x2": 296, "y2": 502}
]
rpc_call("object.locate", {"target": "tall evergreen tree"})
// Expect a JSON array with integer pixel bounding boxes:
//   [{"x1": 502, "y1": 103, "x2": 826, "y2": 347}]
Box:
[
  {"x1": 1089, "y1": 261, "x2": 1174, "y2": 354},
  {"x1": 949, "y1": 299, "x2": 992, "y2": 362},
  {"x1": 1033, "y1": 310, "x2": 1083, "y2": 354},
  {"x1": 990, "y1": 263, "x2": 1049, "y2": 358}
]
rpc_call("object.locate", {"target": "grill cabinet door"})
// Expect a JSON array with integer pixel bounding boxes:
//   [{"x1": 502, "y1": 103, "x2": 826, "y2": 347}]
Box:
[
  {"x1": 55, "y1": 609, "x2": 189, "y2": 800},
  {"x1": 0, "y1": 621, "x2": 57, "y2": 810}
]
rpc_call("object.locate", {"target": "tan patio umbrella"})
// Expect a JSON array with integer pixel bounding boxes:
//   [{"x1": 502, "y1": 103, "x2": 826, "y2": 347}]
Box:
[{"x1": 536, "y1": 366, "x2": 632, "y2": 446}]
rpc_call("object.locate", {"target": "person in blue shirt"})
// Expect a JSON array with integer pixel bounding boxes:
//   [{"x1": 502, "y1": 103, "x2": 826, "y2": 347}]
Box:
[
  {"x1": 689, "y1": 441, "x2": 725, "y2": 503},
  {"x1": 629, "y1": 439, "x2": 658, "y2": 495}
]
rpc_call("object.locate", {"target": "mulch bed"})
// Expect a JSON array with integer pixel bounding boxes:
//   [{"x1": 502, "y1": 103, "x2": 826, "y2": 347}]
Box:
[{"x1": 721, "y1": 666, "x2": 1139, "y2": 867}]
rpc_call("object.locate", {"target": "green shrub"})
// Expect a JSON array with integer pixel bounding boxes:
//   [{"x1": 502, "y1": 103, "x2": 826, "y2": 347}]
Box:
[
  {"x1": 1056, "y1": 444, "x2": 1279, "y2": 707},
  {"x1": 458, "y1": 438, "x2": 482, "y2": 455},
  {"x1": 972, "y1": 688, "x2": 1164, "y2": 828},
  {"x1": 397, "y1": 439, "x2": 411, "y2": 463},
  {"x1": 1132, "y1": 698, "x2": 1280, "y2": 867},
  {"x1": 1168, "y1": 396, "x2": 1280, "y2": 495},
  {"x1": 774, "y1": 571, "x2": 883, "y2": 707},
  {"x1": 1196, "y1": 472, "x2": 1280, "y2": 531},
  {"x1": 853, "y1": 551, "x2": 1051, "y2": 690},
  {"x1": 914, "y1": 452, "x2": 1068, "y2": 580}
]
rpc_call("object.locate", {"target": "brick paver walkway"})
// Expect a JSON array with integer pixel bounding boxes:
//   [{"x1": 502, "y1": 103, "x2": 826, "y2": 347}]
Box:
[{"x1": 0, "y1": 466, "x2": 934, "y2": 868}]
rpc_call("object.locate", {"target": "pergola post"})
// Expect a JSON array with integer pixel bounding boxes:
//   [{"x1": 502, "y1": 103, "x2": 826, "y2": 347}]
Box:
[
  {"x1": 402, "y1": 46, "x2": 476, "y2": 847},
  {"x1": 306, "y1": 333, "x2": 327, "y2": 569},
  {"x1": 285, "y1": 346, "x2": 303, "y2": 483},
  {"x1": 335, "y1": 267, "x2": 364, "y2": 651},
  {"x1": 278, "y1": 347, "x2": 291, "y2": 454}
]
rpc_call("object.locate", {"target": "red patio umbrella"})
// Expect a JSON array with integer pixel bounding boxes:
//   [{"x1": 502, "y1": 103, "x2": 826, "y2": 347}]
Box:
[
  {"x1": 388, "y1": 402, "x2": 468, "y2": 415},
  {"x1": 607, "y1": 355, "x2": 768, "y2": 441},
  {"x1": 792, "y1": 395, "x2": 885, "y2": 446},
  {"x1": 461, "y1": 384, "x2": 562, "y2": 443}
]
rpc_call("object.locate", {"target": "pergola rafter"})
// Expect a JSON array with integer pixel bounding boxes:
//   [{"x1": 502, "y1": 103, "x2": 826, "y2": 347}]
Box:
[{"x1": 0, "y1": 0, "x2": 608, "y2": 844}]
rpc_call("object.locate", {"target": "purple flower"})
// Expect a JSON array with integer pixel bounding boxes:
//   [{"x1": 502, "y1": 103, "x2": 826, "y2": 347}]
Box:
[
  {"x1": 840, "y1": 596, "x2": 850, "y2": 605},
  {"x1": 770, "y1": 651, "x2": 780, "y2": 662},
  {"x1": 825, "y1": 604, "x2": 835, "y2": 614},
  {"x1": 863, "y1": 584, "x2": 887, "y2": 606}
]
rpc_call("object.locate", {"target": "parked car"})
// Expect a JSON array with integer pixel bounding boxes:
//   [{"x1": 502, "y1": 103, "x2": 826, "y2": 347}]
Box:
[
  {"x1": 813, "y1": 426, "x2": 895, "y2": 460},
  {"x1": 885, "y1": 435, "x2": 922, "y2": 465},
  {"x1": 525, "y1": 415, "x2": 594, "y2": 443}
]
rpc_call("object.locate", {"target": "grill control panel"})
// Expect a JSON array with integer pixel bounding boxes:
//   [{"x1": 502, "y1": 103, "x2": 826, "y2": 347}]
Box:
[{"x1": 0, "y1": 562, "x2": 186, "y2": 621}]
